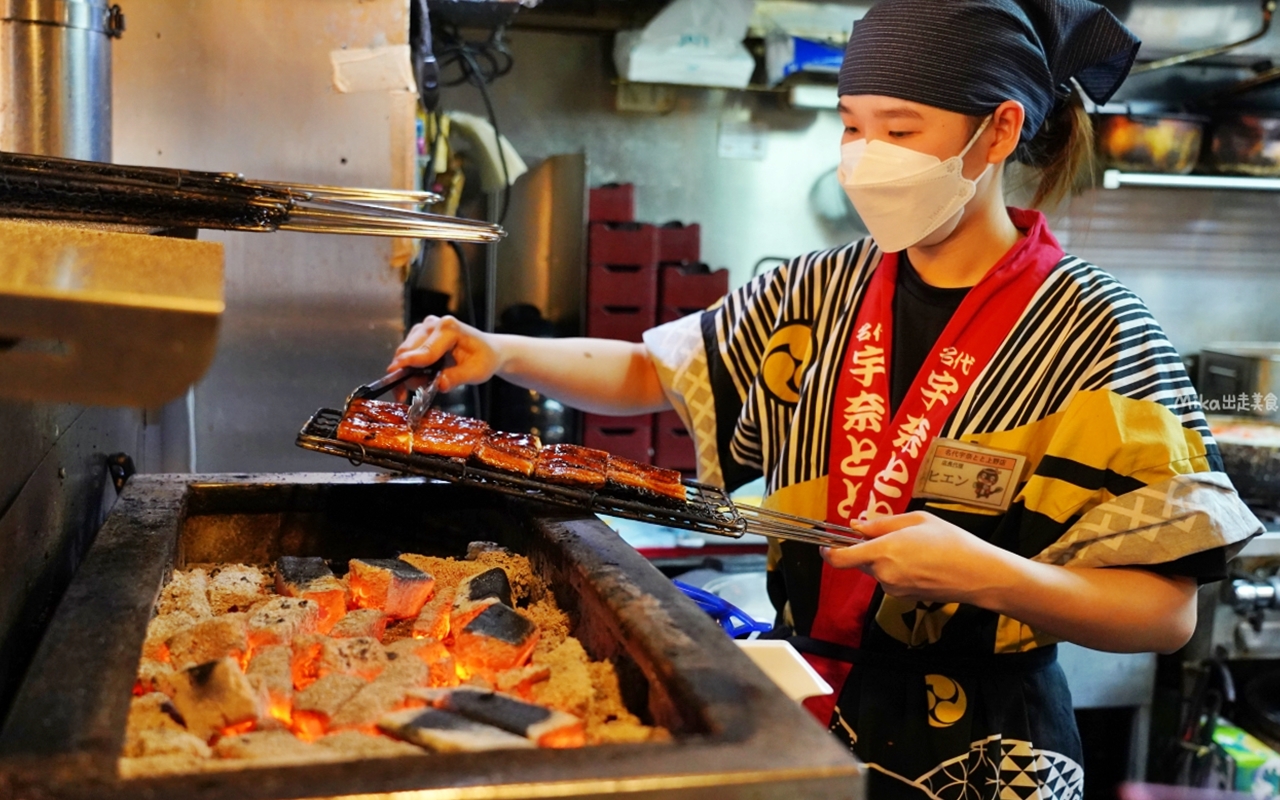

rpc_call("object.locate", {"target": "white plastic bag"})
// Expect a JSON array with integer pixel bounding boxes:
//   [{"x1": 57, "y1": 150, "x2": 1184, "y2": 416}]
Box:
[{"x1": 614, "y1": 0, "x2": 757, "y2": 89}]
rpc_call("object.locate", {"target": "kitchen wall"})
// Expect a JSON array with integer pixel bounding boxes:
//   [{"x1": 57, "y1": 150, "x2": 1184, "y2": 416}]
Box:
[
  {"x1": 113, "y1": 0, "x2": 415, "y2": 473},
  {"x1": 442, "y1": 29, "x2": 1280, "y2": 356}
]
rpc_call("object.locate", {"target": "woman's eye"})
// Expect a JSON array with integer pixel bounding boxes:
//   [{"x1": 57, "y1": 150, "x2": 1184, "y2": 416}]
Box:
[
  {"x1": 844, "y1": 126, "x2": 860, "y2": 135},
  {"x1": 888, "y1": 130, "x2": 915, "y2": 139}
]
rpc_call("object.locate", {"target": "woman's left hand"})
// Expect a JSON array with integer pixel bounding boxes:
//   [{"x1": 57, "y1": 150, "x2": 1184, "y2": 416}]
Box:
[{"x1": 821, "y1": 511, "x2": 1011, "y2": 605}]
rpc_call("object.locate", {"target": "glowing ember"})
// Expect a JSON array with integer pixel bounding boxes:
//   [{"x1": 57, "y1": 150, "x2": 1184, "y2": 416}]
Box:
[{"x1": 123, "y1": 549, "x2": 666, "y2": 775}]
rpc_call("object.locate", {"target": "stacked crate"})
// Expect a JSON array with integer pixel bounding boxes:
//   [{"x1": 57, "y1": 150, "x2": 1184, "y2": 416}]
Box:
[
  {"x1": 584, "y1": 184, "x2": 727, "y2": 472},
  {"x1": 653, "y1": 226, "x2": 726, "y2": 472}
]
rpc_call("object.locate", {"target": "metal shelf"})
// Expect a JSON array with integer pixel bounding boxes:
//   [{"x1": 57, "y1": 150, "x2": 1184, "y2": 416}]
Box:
[{"x1": 1103, "y1": 169, "x2": 1280, "y2": 191}]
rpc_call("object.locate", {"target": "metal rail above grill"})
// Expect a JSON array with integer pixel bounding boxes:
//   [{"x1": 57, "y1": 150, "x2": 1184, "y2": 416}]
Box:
[{"x1": 296, "y1": 408, "x2": 866, "y2": 548}]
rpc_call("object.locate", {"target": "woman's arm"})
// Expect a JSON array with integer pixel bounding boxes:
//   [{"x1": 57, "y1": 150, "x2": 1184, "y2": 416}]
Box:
[
  {"x1": 822, "y1": 511, "x2": 1198, "y2": 654},
  {"x1": 389, "y1": 315, "x2": 671, "y2": 415}
]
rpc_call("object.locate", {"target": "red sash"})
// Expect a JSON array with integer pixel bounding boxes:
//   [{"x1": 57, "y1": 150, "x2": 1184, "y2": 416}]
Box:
[{"x1": 802, "y1": 208, "x2": 1064, "y2": 723}]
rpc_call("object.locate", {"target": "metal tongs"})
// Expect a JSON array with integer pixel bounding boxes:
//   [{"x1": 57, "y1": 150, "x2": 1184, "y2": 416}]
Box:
[{"x1": 345, "y1": 363, "x2": 445, "y2": 423}]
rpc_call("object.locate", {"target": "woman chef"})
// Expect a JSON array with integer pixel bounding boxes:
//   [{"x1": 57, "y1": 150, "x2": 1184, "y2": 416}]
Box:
[{"x1": 390, "y1": 1, "x2": 1261, "y2": 796}]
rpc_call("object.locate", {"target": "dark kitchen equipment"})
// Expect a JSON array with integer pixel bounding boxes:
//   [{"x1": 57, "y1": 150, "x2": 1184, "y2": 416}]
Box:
[
  {"x1": 0, "y1": 473, "x2": 862, "y2": 799},
  {"x1": 1097, "y1": 113, "x2": 1208, "y2": 174},
  {"x1": 1240, "y1": 670, "x2": 1280, "y2": 746},
  {"x1": 1210, "y1": 114, "x2": 1280, "y2": 176},
  {"x1": 1200, "y1": 345, "x2": 1280, "y2": 420},
  {"x1": 1208, "y1": 417, "x2": 1280, "y2": 507},
  {"x1": 296, "y1": 407, "x2": 867, "y2": 548}
]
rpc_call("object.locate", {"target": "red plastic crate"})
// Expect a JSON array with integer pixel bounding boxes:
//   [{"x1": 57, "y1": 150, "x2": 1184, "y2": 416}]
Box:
[
  {"x1": 586, "y1": 304, "x2": 655, "y2": 343},
  {"x1": 653, "y1": 410, "x2": 697, "y2": 471},
  {"x1": 589, "y1": 222, "x2": 659, "y2": 267},
  {"x1": 589, "y1": 183, "x2": 635, "y2": 223},
  {"x1": 660, "y1": 263, "x2": 729, "y2": 311},
  {"x1": 584, "y1": 421, "x2": 653, "y2": 463},
  {"x1": 588, "y1": 262, "x2": 658, "y2": 309},
  {"x1": 583, "y1": 412, "x2": 654, "y2": 429},
  {"x1": 657, "y1": 222, "x2": 701, "y2": 264}
]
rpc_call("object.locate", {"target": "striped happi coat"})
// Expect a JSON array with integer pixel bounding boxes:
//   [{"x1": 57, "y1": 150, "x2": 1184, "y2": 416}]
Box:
[{"x1": 644, "y1": 236, "x2": 1260, "y2": 800}]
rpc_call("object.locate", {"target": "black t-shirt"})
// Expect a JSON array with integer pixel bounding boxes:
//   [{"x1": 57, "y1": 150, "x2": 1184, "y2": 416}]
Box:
[
  {"x1": 888, "y1": 253, "x2": 1230, "y2": 583},
  {"x1": 889, "y1": 254, "x2": 969, "y2": 414}
]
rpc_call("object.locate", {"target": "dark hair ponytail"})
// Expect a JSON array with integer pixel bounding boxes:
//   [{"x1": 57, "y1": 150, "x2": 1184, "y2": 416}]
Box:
[{"x1": 1013, "y1": 88, "x2": 1094, "y2": 209}]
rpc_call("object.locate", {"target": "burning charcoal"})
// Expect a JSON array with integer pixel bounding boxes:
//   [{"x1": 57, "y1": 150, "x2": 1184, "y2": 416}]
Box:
[
  {"x1": 165, "y1": 613, "x2": 249, "y2": 671},
  {"x1": 246, "y1": 645, "x2": 294, "y2": 725},
  {"x1": 329, "y1": 608, "x2": 387, "y2": 641},
  {"x1": 453, "y1": 604, "x2": 539, "y2": 673},
  {"x1": 275, "y1": 557, "x2": 349, "y2": 634},
  {"x1": 212, "y1": 729, "x2": 325, "y2": 762},
  {"x1": 337, "y1": 399, "x2": 413, "y2": 455},
  {"x1": 347, "y1": 558, "x2": 435, "y2": 620},
  {"x1": 378, "y1": 707, "x2": 534, "y2": 753},
  {"x1": 136, "y1": 658, "x2": 174, "y2": 695},
  {"x1": 315, "y1": 730, "x2": 422, "y2": 758},
  {"x1": 142, "y1": 612, "x2": 197, "y2": 663},
  {"x1": 157, "y1": 568, "x2": 212, "y2": 620},
  {"x1": 450, "y1": 569, "x2": 513, "y2": 632},
  {"x1": 466, "y1": 541, "x2": 508, "y2": 560},
  {"x1": 292, "y1": 673, "x2": 367, "y2": 740},
  {"x1": 411, "y1": 587, "x2": 453, "y2": 642},
  {"x1": 126, "y1": 692, "x2": 185, "y2": 738},
  {"x1": 413, "y1": 638, "x2": 460, "y2": 688},
  {"x1": 159, "y1": 657, "x2": 263, "y2": 742},
  {"x1": 291, "y1": 635, "x2": 387, "y2": 689},
  {"x1": 472, "y1": 431, "x2": 542, "y2": 477},
  {"x1": 207, "y1": 565, "x2": 270, "y2": 615},
  {"x1": 450, "y1": 595, "x2": 500, "y2": 633},
  {"x1": 533, "y1": 444, "x2": 609, "y2": 489},
  {"x1": 495, "y1": 663, "x2": 551, "y2": 698},
  {"x1": 605, "y1": 456, "x2": 686, "y2": 503},
  {"x1": 123, "y1": 728, "x2": 213, "y2": 760},
  {"x1": 460, "y1": 568, "x2": 513, "y2": 608},
  {"x1": 419, "y1": 687, "x2": 586, "y2": 748},
  {"x1": 382, "y1": 640, "x2": 433, "y2": 686},
  {"x1": 246, "y1": 596, "x2": 321, "y2": 650},
  {"x1": 411, "y1": 408, "x2": 490, "y2": 459},
  {"x1": 328, "y1": 675, "x2": 420, "y2": 732}
]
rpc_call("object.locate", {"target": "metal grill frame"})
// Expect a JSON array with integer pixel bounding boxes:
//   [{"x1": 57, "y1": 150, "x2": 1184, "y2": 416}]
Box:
[{"x1": 297, "y1": 408, "x2": 867, "y2": 548}]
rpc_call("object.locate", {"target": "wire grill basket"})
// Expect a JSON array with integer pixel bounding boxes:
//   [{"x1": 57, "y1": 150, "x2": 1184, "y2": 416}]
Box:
[{"x1": 297, "y1": 407, "x2": 865, "y2": 548}]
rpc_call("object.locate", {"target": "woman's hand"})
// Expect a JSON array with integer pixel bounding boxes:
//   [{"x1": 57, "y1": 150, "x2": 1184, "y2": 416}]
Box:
[
  {"x1": 821, "y1": 509, "x2": 1198, "y2": 653},
  {"x1": 389, "y1": 315, "x2": 501, "y2": 394},
  {"x1": 821, "y1": 511, "x2": 1010, "y2": 605}
]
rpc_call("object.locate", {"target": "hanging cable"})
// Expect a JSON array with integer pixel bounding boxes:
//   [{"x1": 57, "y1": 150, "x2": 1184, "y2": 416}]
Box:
[{"x1": 434, "y1": 22, "x2": 514, "y2": 225}]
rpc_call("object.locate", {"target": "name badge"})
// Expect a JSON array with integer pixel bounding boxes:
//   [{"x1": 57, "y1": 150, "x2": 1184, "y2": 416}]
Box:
[{"x1": 913, "y1": 439, "x2": 1027, "y2": 512}]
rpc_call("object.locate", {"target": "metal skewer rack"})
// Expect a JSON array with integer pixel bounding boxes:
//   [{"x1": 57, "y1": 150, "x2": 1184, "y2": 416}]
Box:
[
  {"x1": 297, "y1": 407, "x2": 865, "y2": 548},
  {"x1": 0, "y1": 151, "x2": 505, "y2": 243}
]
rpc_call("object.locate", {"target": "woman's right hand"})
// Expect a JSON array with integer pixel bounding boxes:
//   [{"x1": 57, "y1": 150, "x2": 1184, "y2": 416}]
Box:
[{"x1": 388, "y1": 315, "x2": 501, "y2": 394}]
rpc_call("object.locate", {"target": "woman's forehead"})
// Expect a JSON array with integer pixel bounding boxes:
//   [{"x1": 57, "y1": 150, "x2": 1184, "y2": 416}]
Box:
[{"x1": 838, "y1": 95, "x2": 955, "y2": 121}]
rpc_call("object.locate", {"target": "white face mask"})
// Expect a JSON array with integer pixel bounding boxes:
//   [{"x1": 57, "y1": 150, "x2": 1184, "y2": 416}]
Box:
[{"x1": 837, "y1": 116, "x2": 993, "y2": 253}]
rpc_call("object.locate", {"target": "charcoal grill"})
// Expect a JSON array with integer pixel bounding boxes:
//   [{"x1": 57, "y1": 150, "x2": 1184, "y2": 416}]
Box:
[{"x1": 0, "y1": 473, "x2": 862, "y2": 799}]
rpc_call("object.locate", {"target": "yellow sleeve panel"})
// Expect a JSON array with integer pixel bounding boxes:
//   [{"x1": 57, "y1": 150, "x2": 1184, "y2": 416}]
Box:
[{"x1": 966, "y1": 389, "x2": 1212, "y2": 525}]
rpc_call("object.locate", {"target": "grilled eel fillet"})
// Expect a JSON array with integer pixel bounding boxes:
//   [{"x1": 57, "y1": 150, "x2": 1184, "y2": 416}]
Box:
[
  {"x1": 412, "y1": 408, "x2": 490, "y2": 460},
  {"x1": 605, "y1": 457, "x2": 685, "y2": 503},
  {"x1": 533, "y1": 444, "x2": 609, "y2": 490},
  {"x1": 336, "y1": 399, "x2": 412, "y2": 454}
]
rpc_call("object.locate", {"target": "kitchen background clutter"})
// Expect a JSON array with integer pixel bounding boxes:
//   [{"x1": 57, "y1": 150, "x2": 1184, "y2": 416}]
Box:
[{"x1": 3, "y1": 0, "x2": 1280, "y2": 797}]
